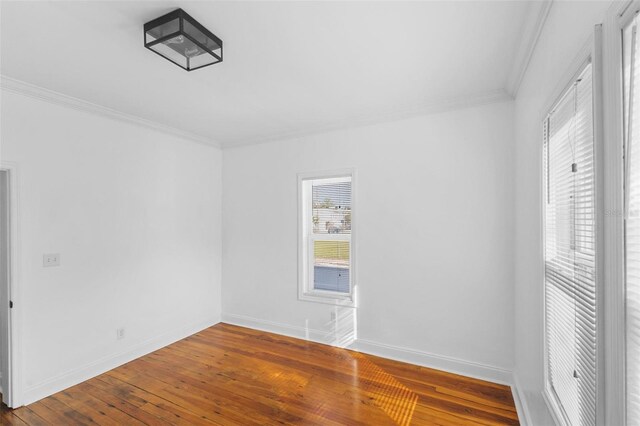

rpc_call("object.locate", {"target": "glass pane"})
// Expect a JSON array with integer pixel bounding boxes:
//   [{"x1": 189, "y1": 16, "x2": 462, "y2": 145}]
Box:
[
  {"x1": 165, "y1": 35, "x2": 201, "y2": 58},
  {"x1": 188, "y1": 51, "x2": 219, "y2": 69},
  {"x1": 313, "y1": 240, "x2": 350, "y2": 293},
  {"x1": 149, "y1": 33, "x2": 220, "y2": 70},
  {"x1": 184, "y1": 20, "x2": 222, "y2": 58},
  {"x1": 145, "y1": 18, "x2": 179, "y2": 44},
  {"x1": 312, "y1": 179, "x2": 351, "y2": 235},
  {"x1": 148, "y1": 41, "x2": 187, "y2": 69}
]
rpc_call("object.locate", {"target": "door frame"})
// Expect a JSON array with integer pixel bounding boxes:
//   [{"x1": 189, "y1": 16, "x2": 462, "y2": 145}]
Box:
[{"x1": 0, "y1": 163, "x2": 22, "y2": 408}]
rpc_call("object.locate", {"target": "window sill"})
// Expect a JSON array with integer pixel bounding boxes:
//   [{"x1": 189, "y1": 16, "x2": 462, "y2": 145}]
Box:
[{"x1": 299, "y1": 291, "x2": 355, "y2": 307}]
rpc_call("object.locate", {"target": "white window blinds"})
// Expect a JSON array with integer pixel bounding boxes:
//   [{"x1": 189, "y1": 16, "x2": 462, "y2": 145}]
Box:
[
  {"x1": 624, "y1": 20, "x2": 640, "y2": 426},
  {"x1": 544, "y1": 63, "x2": 597, "y2": 426}
]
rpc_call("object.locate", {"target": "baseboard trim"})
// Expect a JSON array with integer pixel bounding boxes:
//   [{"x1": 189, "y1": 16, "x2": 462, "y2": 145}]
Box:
[
  {"x1": 221, "y1": 313, "x2": 333, "y2": 345},
  {"x1": 20, "y1": 317, "x2": 220, "y2": 406},
  {"x1": 357, "y1": 337, "x2": 530, "y2": 423},
  {"x1": 222, "y1": 312, "x2": 513, "y2": 387},
  {"x1": 351, "y1": 338, "x2": 513, "y2": 386},
  {"x1": 512, "y1": 375, "x2": 533, "y2": 426}
]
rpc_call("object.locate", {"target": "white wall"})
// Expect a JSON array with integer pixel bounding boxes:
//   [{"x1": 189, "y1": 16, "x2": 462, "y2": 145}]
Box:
[
  {"x1": 222, "y1": 101, "x2": 516, "y2": 377},
  {"x1": 513, "y1": 1, "x2": 613, "y2": 424},
  {"x1": 0, "y1": 91, "x2": 223, "y2": 405}
]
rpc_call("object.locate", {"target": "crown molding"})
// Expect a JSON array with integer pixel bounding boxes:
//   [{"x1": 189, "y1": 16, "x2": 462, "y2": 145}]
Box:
[
  {"x1": 1, "y1": 76, "x2": 511, "y2": 151},
  {"x1": 224, "y1": 88, "x2": 513, "y2": 149},
  {"x1": 506, "y1": 0, "x2": 553, "y2": 97},
  {"x1": 0, "y1": 76, "x2": 220, "y2": 148}
]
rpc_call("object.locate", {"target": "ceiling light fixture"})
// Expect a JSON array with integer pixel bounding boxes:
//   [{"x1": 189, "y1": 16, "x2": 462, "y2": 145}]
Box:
[{"x1": 144, "y1": 9, "x2": 222, "y2": 71}]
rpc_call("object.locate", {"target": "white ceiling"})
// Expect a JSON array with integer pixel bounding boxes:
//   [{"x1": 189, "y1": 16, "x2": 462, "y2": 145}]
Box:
[{"x1": 1, "y1": 1, "x2": 536, "y2": 148}]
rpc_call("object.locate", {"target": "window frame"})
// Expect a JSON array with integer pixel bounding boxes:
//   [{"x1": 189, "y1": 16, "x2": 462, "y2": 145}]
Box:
[
  {"x1": 613, "y1": 4, "x2": 640, "y2": 425},
  {"x1": 540, "y1": 29, "x2": 605, "y2": 426},
  {"x1": 297, "y1": 169, "x2": 356, "y2": 307}
]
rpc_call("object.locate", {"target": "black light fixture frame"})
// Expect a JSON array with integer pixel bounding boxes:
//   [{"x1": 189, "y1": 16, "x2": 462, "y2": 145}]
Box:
[{"x1": 144, "y1": 8, "x2": 223, "y2": 71}]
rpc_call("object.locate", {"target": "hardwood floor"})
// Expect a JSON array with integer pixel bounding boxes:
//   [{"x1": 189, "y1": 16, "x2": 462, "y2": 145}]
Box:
[{"x1": 1, "y1": 323, "x2": 519, "y2": 425}]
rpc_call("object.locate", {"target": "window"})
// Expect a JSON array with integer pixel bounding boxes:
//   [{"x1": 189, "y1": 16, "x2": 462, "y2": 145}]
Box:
[
  {"x1": 624, "y1": 16, "x2": 640, "y2": 426},
  {"x1": 543, "y1": 62, "x2": 598, "y2": 426},
  {"x1": 298, "y1": 170, "x2": 354, "y2": 305}
]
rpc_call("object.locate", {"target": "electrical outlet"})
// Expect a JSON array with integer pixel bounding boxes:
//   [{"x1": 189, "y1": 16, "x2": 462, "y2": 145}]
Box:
[
  {"x1": 330, "y1": 311, "x2": 337, "y2": 321},
  {"x1": 43, "y1": 253, "x2": 60, "y2": 267},
  {"x1": 117, "y1": 328, "x2": 125, "y2": 340}
]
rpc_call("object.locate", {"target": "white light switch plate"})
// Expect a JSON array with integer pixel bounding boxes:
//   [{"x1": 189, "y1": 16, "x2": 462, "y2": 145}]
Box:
[{"x1": 43, "y1": 253, "x2": 60, "y2": 267}]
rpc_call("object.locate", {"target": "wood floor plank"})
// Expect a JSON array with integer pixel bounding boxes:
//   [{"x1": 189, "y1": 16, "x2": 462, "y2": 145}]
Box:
[
  {"x1": 74, "y1": 381, "x2": 171, "y2": 426},
  {"x1": 3, "y1": 323, "x2": 520, "y2": 425},
  {"x1": 105, "y1": 368, "x2": 253, "y2": 425},
  {"x1": 1, "y1": 411, "x2": 30, "y2": 426},
  {"x1": 38, "y1": 395, "x2": 98, "y2": 425},
  {"x1": 92, "y1": 374, "x2": 223, "y2": 426},
  {"x1": 120, "y1": 358, "x2": 310, "y2": 425},
  {"x1": 163, "y1": 339, "x2": 411, "y2": 424},
  {"x1": 53, "y1": 385, "x2": 146, "y2": 426},
  {"x1": 8, "y1": 407, "x2": 49, "y2": 426},
  {"x1": 141, "y1": 349, "x2": 389, "y2": 425}
]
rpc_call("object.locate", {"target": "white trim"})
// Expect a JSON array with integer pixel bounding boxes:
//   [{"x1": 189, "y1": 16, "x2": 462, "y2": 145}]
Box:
[
  {"x1": 512, "y1": 375, "x2": 534, "y2": 426},
  {"x1": 603, "y1": 2, "x2": 640, "y2": 424},
  {"x1": 351, "y1": 338, "x2": 513, "y2": 387},
  {"x1": 0, "y1": 171, "x2": 10, "y2": 406},
  {"x1": 506, "y1": 0, "x2": 553, "y2": 97},
  {"x1": 0, "y1": 163, "x2": 21, "y2": 408},
  {"x1": 225, "y1": 89, "x2": 513, "y2": 149},
  {"x1": 0, "y1": 76, "x2": 220, "y2": 148},
  {"x1": 592, "y1": 23, "x2": 607, "y2": 426},
  {"x1": 222, "y1": 313, "x2": 335, "y2": 345},
  {"x1": 1, "y1": 76, "x2": 512, "y2": 151},
  {"x1": 20, "y1": 317, "x2": 220, "y2": 406},
  {"x1": 543, "y1": 388, "x2": 566, "y2": 426}
]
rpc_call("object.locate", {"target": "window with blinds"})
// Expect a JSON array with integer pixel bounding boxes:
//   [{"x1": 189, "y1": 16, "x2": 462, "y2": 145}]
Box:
[
  {"x1": 543, "y1": 62, "x2": 597, "y2": 426},
  {"x1": 299, "y1": 172, "x2": 354, "y2": 303},
  {"x1": 624, "y1": 19, "x2": 640, "y2": 426}
]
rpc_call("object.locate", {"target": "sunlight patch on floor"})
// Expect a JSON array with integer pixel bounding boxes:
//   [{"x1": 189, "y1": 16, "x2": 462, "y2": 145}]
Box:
[{"x1": 353, "y1": 353, "x2": 419, "y2": 426}]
